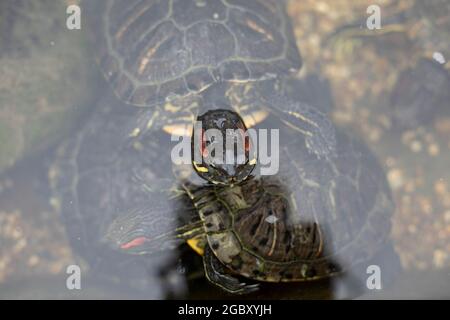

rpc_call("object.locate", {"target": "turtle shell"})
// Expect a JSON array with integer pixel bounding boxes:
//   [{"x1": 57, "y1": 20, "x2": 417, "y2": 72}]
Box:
[
  {"x1": 85, "y1": 0, "x2": 302, "y2": 107},
  {"x1": 196, "y1": 126, "x2": 395, "y2": 282}
]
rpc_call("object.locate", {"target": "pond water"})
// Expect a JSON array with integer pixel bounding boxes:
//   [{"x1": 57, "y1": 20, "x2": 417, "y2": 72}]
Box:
[{"x1": 0, "y1": 0, "x2": 449, "y2": 299}]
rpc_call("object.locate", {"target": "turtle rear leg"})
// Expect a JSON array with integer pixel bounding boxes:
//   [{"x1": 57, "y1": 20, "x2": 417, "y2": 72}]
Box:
[{"x1": 203, "y1": 246, "x2": 259, "y2": 295}]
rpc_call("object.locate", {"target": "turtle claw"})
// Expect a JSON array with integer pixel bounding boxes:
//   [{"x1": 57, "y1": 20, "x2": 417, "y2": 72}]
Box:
[
  {"x1": 234, "y1": 283, "x2": 260, "y2": 295},
  {"x1": 203, "y1": 246, "x2": 260, "y2": 294}
]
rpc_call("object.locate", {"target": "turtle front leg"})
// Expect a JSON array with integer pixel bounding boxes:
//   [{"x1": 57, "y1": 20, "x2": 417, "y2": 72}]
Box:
[
  {"x1": 262, "y1": 86, "x2": 337, "y2": 159},
  {"x1": 227, "y1": 81, "x2": 337, "y2": 159},
  {"x1": 203, "y1": 246, "x2": 259, "y2": 295},
  {"x1": 128, "y1": 95, "x2": 201, "y2": 139}
]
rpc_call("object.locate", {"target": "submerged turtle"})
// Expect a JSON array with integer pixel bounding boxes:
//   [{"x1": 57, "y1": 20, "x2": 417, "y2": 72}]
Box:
[
  {"x1": 49, "y1": 95, "x2": 202, "y2": 293},
  {"x1": 50, "y1": 70, "x2": 337, "y2": 294},
  {"x1": 84, "y1": 0, "x2": 336, "y2": 158},
  {"x1": 107, "y1": 109, "x2": 399, "y2": 295}
]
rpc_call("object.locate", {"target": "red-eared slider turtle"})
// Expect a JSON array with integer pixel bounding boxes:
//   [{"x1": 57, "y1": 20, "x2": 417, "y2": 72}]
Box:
[
  {"x1": 50, "y1": 95, "x2": 203, "y2": 292},
  {"x1": 84, "y1": 0, "x2": 336, "y2": 158},
  {"x1": 106, "y1": 109, "x2": 399, "y2": 295},
  {"x1": 50, "y1": 71, "x2": 336, "y2": 294}
]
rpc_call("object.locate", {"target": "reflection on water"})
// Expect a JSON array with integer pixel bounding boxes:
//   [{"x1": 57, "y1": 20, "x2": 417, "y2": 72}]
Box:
[{"x1": 0, "y1": 0, "x2": 449, "y2": 299}]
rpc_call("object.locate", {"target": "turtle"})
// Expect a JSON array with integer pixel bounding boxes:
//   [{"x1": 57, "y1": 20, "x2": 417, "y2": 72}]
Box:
[
  {"x1": 106, "y1": 108, "x2": 400, "y2": 295},
  {"x1": 84, "y1": 0, "x2": 337, "y2": 159},
  {"x1": 50, "y1": 68, "x2": 338, "y2": 294},
  {"x1": 49, "y1": 94, "x2": 203, "y2": 294}
]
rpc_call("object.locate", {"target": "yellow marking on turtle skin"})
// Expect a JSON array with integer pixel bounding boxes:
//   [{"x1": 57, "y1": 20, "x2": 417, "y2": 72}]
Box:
[
  {"x1": 268, "y1": 219, "x2": 277, "y2": 257},
  {"x1": 328, "y1": 181, "x2": 337, "y2": 220},
  {"x1": 242, "y1": 110, "x2": 269, "y2": 128},
  {"x1": 264, "y1": 275, "x2": 278, "y2": 282},
  {"x1": 167, "y1": 114, "x2": 196, "y2": 124},
  {"x1": 246, "y1": 19, "x2": 274, "y2": 41},
  {"x1": 164, "y1": 102, "x2": 183, "y2": 113},
  {"x1": 132, "y1": 141, "x2": 143, "y2": 151},
  {"x1": 315, "y1": 224, "x2": 324, "y2": 258},
  {"x1": 244, "y1": 84, "x2": 252, "y2": 95},
  {"x1": 193, "y1": 161, "x2": 209, "y2": 173},
  {"x1": 163, "y1": 124, "x2": 193, "y2": 137},
  {"x1": 288, "y1": 111, "x2": 319, "y2": 128},
  {"x1": 442, "y1": 61, "x2": 450, "y2": 72},
  {"x1": 146, "y1": 110, "x2": 160, "y2": 131},
  {"x1": 248, "y1": 158, "x2": 257, "y2": 165},
  {"x1": 187, "y1": 237, "x2": 205, "y2": 256},
  {"x1": 49, "y1": 197, "x2": 61, "y2": 212},
  {"x1": 301, "y1": 264, "x2": 309, "y2": 278},
  {"x1": 287, "y1": 194, "x2": 299, "y2": 224},
  {"x1": 194, "y1": 0, "x2": 207, "y2": 8},
  {"x1": 130, "y1": 127, "x2": 141, "y2": 137},
  {"x1": 230, "y1": 79, "x2": 256, "y2": 84},
  {"x1": 282, "y1": 120, "x2": 313, "y2": 137}
]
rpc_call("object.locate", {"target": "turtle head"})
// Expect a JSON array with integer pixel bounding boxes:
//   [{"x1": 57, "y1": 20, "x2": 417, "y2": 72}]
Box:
[
  {"x1": 192, "y1": 109, "x2": 256, "y2": 185},
  {"x1": 103, "y1": 205, "x2": 195, "y2": 255}
]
